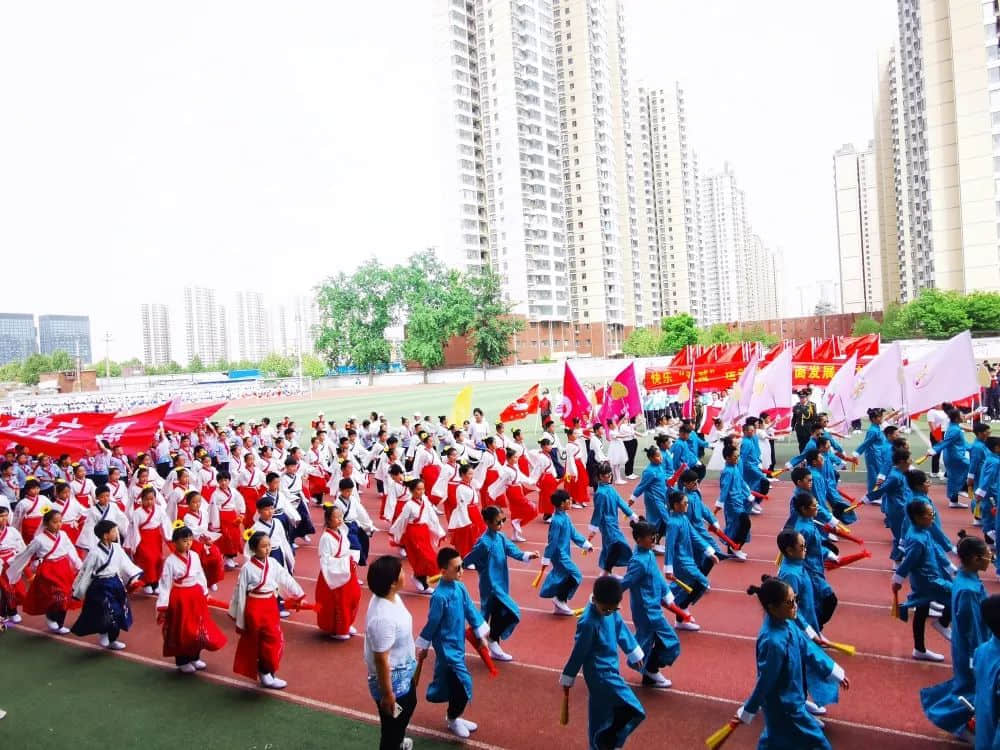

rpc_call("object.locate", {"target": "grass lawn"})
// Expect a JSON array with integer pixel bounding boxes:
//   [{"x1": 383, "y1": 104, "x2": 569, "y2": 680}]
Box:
[{"x1": 0, "y1": 629, "x2": 451, "y2": 750}]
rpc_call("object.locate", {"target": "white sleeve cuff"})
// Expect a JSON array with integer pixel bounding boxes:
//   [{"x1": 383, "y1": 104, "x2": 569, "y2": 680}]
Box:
[
  {"x1": 891, "y1": 573, "x2": 904, "y2": 586},
  {"x1": 626, "y1": 645, "x2": 644, "y2": 663},
  {"x1": 737, "y1": 706, "x2": 755, "y2": 724},
  {"x1": 664, "y1": 565, "x2": 674, "y2": 576},
  {"x1": 976, "y1": 489, "x2": 986, "y2": 498},
  {"x1": 927, "y1": 449, "x2": 937, "y2": 456},
  {"x1": 559, "y1": 674, "x2": 575, "y2": 688},
  {"x1": 415, "y1": 636, "x2": 432, "y2": 650},
  {"x1": 830, "y1": 663, "x2": 845, "y2": 682},
  {"x1": 541, "y1": 557, "x2": 551, "y2": 567},
  {"x1": 474, "y1": 621, "x2": 490, "y2": 639},
  {"x1": 704, "y1": 545, "x2": 715, "y2": 556},
  {"x1": 804, "y1": 625, "x2": 817, "y2": 640},
  {"x1": 967, "y1": 474, "x2": 975, "y2": 481},
  {"x1": 851, "y1": 451, "x2": 859, "y2": 459},
  {"x1": 784, "y1": 462, "x2": 792, "y2": 470},
  {"x1": 876, "y1": 474, "x2": 886, "y2": 482},
  {"x1": 587, "y1": 525, "x2": 599, "y2": 534},
  {"x1": 582, "y1": 541, "x2": 593, "y2": 551},
  {"x1": 629, "y1": 514, "x2": 640, "y2": 523},
  {"x1": 521, "y1": 552, "x2": 532, "y2": 562},
  {"x1": 661, "y1": 591, "x2": 675, "y2": 606}
]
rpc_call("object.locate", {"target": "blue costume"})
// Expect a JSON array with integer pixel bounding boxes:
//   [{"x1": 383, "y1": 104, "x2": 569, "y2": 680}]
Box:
[
  {"x1": 894, "y1": 525, "x2": 953, "y2": 619},
  {"x1": 681, "y1": 485, "x2": 722, "y2": 563},
  {"x1": 560, "y1": 603, "x2": 646, "y2": 750},
  {"x1": 856, "y1": 422, "x2": 888, "y2": 492},
  {"x1": 663, "y1": 510, "x2": 710, "y2": 608},
  {"x1": 792, "y1": 514, "x2": 835, "y2": 625},
  {"x1": 972, "y1": 636, "x2": 1000, "y2": 750},
  {"x1": 900, "y1": 493, "x2": 953, "y2": 556},
  {"x1": 621, "y1": 545, "x2": 680, "y2": 675},
  {"x1": 462, "y1": 528, "x2": 532, "y2": 642},
  {"x1": 867, "y1": 466, "x2": 910, "y2": 561},
  {"x1": 741, "y1": 615, "x2": 841, "y2": 749},
  {"x1": 975, "y1": 451, "x2": 999, "y2": 546},
  {"x1": 931, "y1": 422, "x2": 971, "y2": 501},
  {"x1": 631, "y1": 462, "x2": 667, "y2": 530},
  {"x1": 416, "y1": 578, "x2": 489, "y2": 706},
  {"x1": 920, "y1": 569, "x2": 988, "y2": 735},
  {"x1": 818, "y1": 451, "x2": 856, "y2": 524},
  {"x1": 671, "y1": 438, "x2": 696, "y2": 473},
  {"x1": 589, "y1": 483, "x2": 636, "y2": 572},
  {"x1": 719, "y1": 462, "x2": 752, "y2": 544},
  {"x1": 806, "y1": 466, "x2": 836, "y2": 523},
  {"x1": 740, "y1": 435, "x2": 768, "y2": 493},
  {"x1": 540, "y1": 508, "x2": 588, "y2": 601}
]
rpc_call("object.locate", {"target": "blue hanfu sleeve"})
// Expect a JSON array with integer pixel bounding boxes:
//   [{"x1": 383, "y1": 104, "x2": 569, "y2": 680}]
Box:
[
  {"x1": 502, "y1": 534, "x2": 529, "y2": 562},
  {"x1": 663, "y1": 519, "x2": 680, "y2": 573},
  {"x1": 561, "y1": 617, "x2": 595, "y2": 681},
  {"x1": 895, "y1": 537, "x2": 925, "y2": 581},
  {"x1": 569, "y1": 520, "x2": 587, "y2": 549},
  {"x1": 620, "y1": 555, "x2": 643, "y2": 593},
  {"x1": 744, "y1": 632, "x2": 785, "y2": 715},
  {"x1": 417, "y1": 591, "x2": 446, "y2": 647},
  {"x1": 543, "y1": 516, "x2": 565, "y2": 561},
  {"x1": 462, "y1": 536, "x2": 488, "y2": 570},
  {"x1": 615, "y1": 613, "x2": 642, "y2": 664}
]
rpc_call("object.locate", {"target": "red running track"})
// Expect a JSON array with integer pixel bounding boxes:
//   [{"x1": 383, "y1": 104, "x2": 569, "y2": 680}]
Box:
[{"x1": 17, "y1": 476, "x2": 997, "y2": 749}]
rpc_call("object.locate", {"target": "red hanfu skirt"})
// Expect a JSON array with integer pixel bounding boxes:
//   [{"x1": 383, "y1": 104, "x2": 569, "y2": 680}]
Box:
[
  {"x1": 444, "y1": 483, "x2": 459, "y2": 520},
  {"x1": 193, "y1": 541, "x2": 224, "y2": 587},
  {"x1": 450, "y1": 524, "x2": 478, "y2": 557},
  {"x1": 537, "y1": 473, "x2": 558, "y2": 515},
  {"x1": 20, "y1": 516, "x2": 41, "y2": 545},
  {"x1": 422, "y1": 465, "x2": 442, "y2": 503},
  {"x1": 133, "y1": 528, "x2": 165, "y2": 585},
  {"x1": 315, "y1": 565, "x2": 361, "y2": 636},
  {"x1": 22, "y1": 557, "x2": 81, "y2": 616},
  {"x1": 569, "y1": 460, "x2": 589, "y2": 505},
  {"x1": 63, "y1": 520, "x2": 83, "y2": 547},
  {"x1": 233, "y1": 596, "x2": 284, "y2": 680},
  {"x1": 161, "y1": 584, "x2": 226, "y2": 658},
  {"x1": 506, "y1": 485, "x2": 538, "y2": 526},
  {"x1": 238, "y1": 487, "x2": 264, "y2": 527},
  {"x1": 480, "y1": 469, "x2": 500, "y2": 507},
  {"x1": 517, "y1": 455, "x2": 531, "y2": 475},
  {"x1": 217, "y1": 509, "x2": 243, "y2": 558},
  {"x1": 0, "y1": 571, "x2": 26, "y2": 616},
  {"x1": 401, "y1": 524, "x2": 438, "y2": 578},
  {"x1": 201, "y1": 485, "x2": 216, "y2": 503},
  {"x1": 308, "y1": 474, "x2": 328, "y2": 498}
]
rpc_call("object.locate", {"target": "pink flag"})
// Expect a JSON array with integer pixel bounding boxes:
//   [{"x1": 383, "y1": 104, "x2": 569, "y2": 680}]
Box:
[
  {"x1": 747, "y1": 347, "x2": 793, "y2": 431},
  {"x1": 555, "y1": 363, "x2": 592, "y2": 428},
  {"x1": 847, "y1": 342, "x2": 903, "y2": 421},
  {"x1": 822, "y1": 352, "x2": 858, "y2": 432},
  {"x1": 598, "y1": 363, "x2": 642, "y2": 424},
  {"x1": 903, "y1": 330, "x2": 978, "y2": 417},
  {"x1": 718, "y1": 353, "x2": 760, "y2": 429}
]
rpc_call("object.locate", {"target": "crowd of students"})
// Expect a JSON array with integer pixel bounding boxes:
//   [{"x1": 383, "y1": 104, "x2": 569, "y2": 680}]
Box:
[{"x1": 0, "y1": 400, "x2": 997, "y2": 750}]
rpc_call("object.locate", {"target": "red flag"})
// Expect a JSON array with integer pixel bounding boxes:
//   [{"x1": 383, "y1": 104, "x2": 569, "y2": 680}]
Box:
[
  {"x1": 98, "y1": 402, "x2": 173, "y2": 455},
  {"x1": 0, "y1": 411, "x2": 116, "y2": 459},
  {"x1": 499, "y1": 385, "x2": 540, "y2": 423},
  {"x1": 555, "y1": 363, "x2": 591, "y2": 428},
  {"x1": 163, "y1": 402, "x2": 226, "y2": 432}
]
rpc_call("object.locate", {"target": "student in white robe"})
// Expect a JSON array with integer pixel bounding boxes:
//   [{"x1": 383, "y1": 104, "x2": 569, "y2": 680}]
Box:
[
  {"x1": 79, "y1": 485, "x2": 130, "y2": 553},
  {"x1": 0, "y1": 505, "x2": 27, "y2": 623},
  {"x1": 315, "y1": 504, "x2": 362, "y2": 640},
  {"x1": 124, "y1": 487, "x2": 173, "y2": 594}
]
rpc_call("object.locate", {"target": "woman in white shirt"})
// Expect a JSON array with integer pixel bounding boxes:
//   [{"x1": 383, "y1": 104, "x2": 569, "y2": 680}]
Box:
[{"x1": 365, "y1": 555, "x2": 421, "y2": 750}]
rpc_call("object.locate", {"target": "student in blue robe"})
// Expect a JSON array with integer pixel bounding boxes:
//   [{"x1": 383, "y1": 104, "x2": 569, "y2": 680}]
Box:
[
  {"x1": 588, "y1": 462, "x2": 639, "y2": 576},
  {"x1": 790, "y1": 492, "x2": 839, "y2": 630},
  {"x1": 974, "y1": 436, "x2": 1000, "y2": 549},
  {"x1": 415, "y1": 546, "x2": 490, "y2": 740},
  {"x1": 462, "y1": 505, "x2": 539, "y2": 663},
  {"x1": 967, "y1": 422, "x2": 990, "y2": 522},
  {"x1": 853, "y1": 408, "x2": 889, "y2": 492},
  {"x1": 866, "y1": 448, "x2": 912, "y2": 563},
  {"x1": 663, "y1": 490, "x2": 713, "y2": 629},
  {"x1": 719, "y1": 443, "x2": 752, "y2": 560},
  {"x1": 735, "y1": 577, "x2": 848, "y2": 749},
  {"x1": 927, "y1": 408, "x2": 972, "y2": 509},
  {"x1": 678, "y1": 469, "x2": 724, "y2": 563},
  {"x1": 540, "y1": 489, "x2": 593, "y2": 616},
  {"x1": 814, "y1": 437, "x2": 856, "y2": 524},
  {"x1": 892, "y1": 499, "x2": 955, "y2": 662},
  {"x1": 803, "y1": 449, "x2": 838, "y2": 524},
  {"x1": 972, "y1": 594, "x2": 1000, "y2": 750},
  {"x1": 677, "y1": 424, "x2": 707, "y2": 481},
  {"x1": 921, "y1": 534, "x2": 992, "y2": 739},
  {"x1": 620, "y1": 521, "x2": 680, "y2": 689},
  {"x1": 740, "y1": 418, "x2": 770, "y2": 509},
  {"x1": 901, "y1": 470, "x2": 955, "y2": 556},
  {"x1": 560, "y1": 576, "x2": 646, "y2": 750},
  {"x1": 629, "y1": 447, "x2": 668, "y2": 535}
]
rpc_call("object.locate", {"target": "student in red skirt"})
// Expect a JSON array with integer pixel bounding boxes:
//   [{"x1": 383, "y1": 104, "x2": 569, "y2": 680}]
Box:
[
  {"x1": 7, "y1": 508, "x2": 82, "y2": 633},
  {"x1": 564, "y1": 428, "x2": 589, "y2": 510},
  {"x1": 389, "y1": 478, "x2": 446, "y2": 594},
  {"x1": 157, "y1": 526, "x2": 227, "y2": 674},
  {"x1": 68, "y1": 463, "x2": 97, "y2": 508},
  {"x1": 229, "y1": 530, "x2": 304, "y2": 689},
  {"x1": 209, "y1": 471, "x2": 244, "y2": 570},
  {"x1": 489, "y1": 448, "x2": 538, "y2": 542},
  {"x1": 124, "y1": 486, "x2": 173, "y2": 594},
  {"x1": 528, "y1": 437, "x2": 560, "y2": 522},
  {"x1": 0, "y1": 505, "x2": 27, "y2": 624},
  {"x1": 383, "y1": 464, "x2": 409, "y2": 524},
  {"x1": 431, "y1": 448, "x2": 460, "y2": 516},
  {"x1": 511, "y1": 429, "x2": 531, "y2": 475},
  {"x1": 13, "y1": 477, "x2": 47, "y2": 543},
  {"x1": 316, "y1": 504, "x2": 361, "y2": 640},
  {"x1": 182, "y1": 492, "x2": 224, "y2": 590},
  {"x1": 413, "y1": 433, "x2": 442, "y2": 506},
  {"x1": 449, "y1": 464, "x2": 486, "y2": 557},
  {"x1": 473, "y1": 437, "x2": 500, "y2": 507},
  {"x1": 50, "y1": 480, "x2": 87, "y2": 547}
]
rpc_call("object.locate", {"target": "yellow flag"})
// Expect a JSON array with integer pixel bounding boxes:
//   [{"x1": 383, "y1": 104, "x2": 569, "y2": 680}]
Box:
[{"x1": 448, "y1": 386, "x2": 473, "y2": 429}]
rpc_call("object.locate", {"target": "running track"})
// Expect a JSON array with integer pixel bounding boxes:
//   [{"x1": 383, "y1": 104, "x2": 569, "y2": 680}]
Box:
[{"x1": 17, "y1": 476, "x2": 999, "y2": 749}]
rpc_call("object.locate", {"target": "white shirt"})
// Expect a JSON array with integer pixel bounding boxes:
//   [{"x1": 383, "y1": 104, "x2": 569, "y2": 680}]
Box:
[
  {"x1": 229, "y1": 556, "x2": 303, "y2": 630},
  {"x1": 364, "y1": 594, "x2": 415, "y2": 678},
  {"x1": 156, "y1": 551, "x2": 208, "y2": 610},
  {"x1": 72, "y1": 542, "x2": 142, "y2": 600}
]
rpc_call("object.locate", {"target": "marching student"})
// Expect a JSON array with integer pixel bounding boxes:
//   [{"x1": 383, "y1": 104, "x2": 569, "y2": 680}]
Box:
[
  {"x1": 920, "y1": 534, "x2": 991, "y2": 740},
  {"x1": 50, "y1": 480, "x2": 87, "y2": 547},
  {"x1": 12, "y1": 477, "x2": 47, "y2": 543},
  {"x1": 68, "y1": 463, "x2": 97, "y2": 508},
  {"x1": 739, "y1": 419, "x2": 769, "y2": 511},
  {"x1": 165, "y1": 468, "x2": 194, "y2": 519},
  {"x1": 892, "y1": 499, "x2": 955, "y2": 662},
  {"x1": 7, "y1": 509, "x2": 83, "y2": 633},
  {"x1": 447, "y1": 464, "x2": 486, "y2": 558},
  {"x1": 182, "y1": 492, "x2": 224, "y2": 589},
  {"x1": 718, "y1": 444, "x2": 752, "y2": 560},
  {"x1": 540, "y1": 489, "x2": 593, "y2": 615},
  {"x1": 106, "y1": 467, "x2": 129, "y2": 511},
  {"x1": 230, "y1": 530, "x2": 304, "y2": 689},
  {"x1": 280, "y1": 456, "x2": 315, "y2": 545},
  {"x1": 430, "y1": 447, "x2": 460, "y2": 517},
  {"x1": 560, "y1": 576, "x2": 647, "y2": 750},
  {"x1": 678, "y1": 469, "x2": 724, "y2": 562},
  {"x1": 620, "y1": 520, "x2": 680, "y2": 689},
  {"x1": 972, "y1": 595, "x2": 1000, "y2": 749},
  {"x1": 333, "y1": 475, "x2": 376, "y2": 566},
  {"x1": 124, "y1": 486, "x2": 173, "y2": 594},
  {"x1": 926, "y1": 407, "x2": 971, "y2": 510},
  {"x1": 157, "y1": 526, "x2": 228, "y2": 673},
  {"x1": 461, "y1": 505, "x2": 539, "y2": 662},
  {"x1": 415, "y1": 546, "x2": 490, "y2": 739},
  {"x1": 70, "y1": 519, "x2": 142, "y2": 650},
  {"x1": 209, "y1": 471, "x2": 244, "y2": 570},
  {"x1": 78, "y1": 485, "x2": 129, "y2": 553},
  {"x1": 0, "y1": 505, "x2": 26, "y2": 624},
  {"x1": 487, "y1": 448, "x2": 537, "y2": 541},
  {"x1": 866, "y1": 449, "x2": 913, "y2": 564},
  {"x1": 389, "y1": 478, "x2": 446, "y2": 594},
  {"x1": 663, "y1": 490, "x2": 715, "y2": 630},
  {"x1": 586, "y1": 423, "x2": 608, "y2": 492},
  {"x1": 854, "y1": 408, "x2": 889, "y2": 492},
  {"x1": 563, "y1": 428, "x2": 587, "y2": 510},
  {"x1": 412, "y1": 432, "x2": 442, "y2": 507},
  {"x1": 607, "y1": 417, "x2": 628, "y2": 485},
  {"x1": 587, "y1": 461, "x2": 639, "y2": 577},
  {"x1": 967, "y1": 422, "x2": 991, "y2": 526},
  {"x1": 973, "y1": 436, "x2": 1000, "y2": 547},
  {"x1": 244, "y1": 495, "x2": 296, "y2": 595},
  {"x1": 528, "y1": 437, "x2": 560, "y2": 521},
  {"x1": 629, "y1": 446, "x2": 669, "y2": 544},
  {"x1": 735, "y1": 577, "x2": 848, "y2": 749},
  {"x1": 901, "y1": 470, "x2": 955, "y2": 556},
  {"x1": 315, "y1": 504, "x2": 361, "y2": 640}
]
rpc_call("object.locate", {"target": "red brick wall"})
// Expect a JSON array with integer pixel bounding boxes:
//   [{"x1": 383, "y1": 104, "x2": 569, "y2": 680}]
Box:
[{"x1": 724, "y1": 312, "x2": 882, "y2": 340}]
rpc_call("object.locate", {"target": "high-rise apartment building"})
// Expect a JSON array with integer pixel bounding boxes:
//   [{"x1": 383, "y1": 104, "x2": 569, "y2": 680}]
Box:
[
  {"x1": 833, "y1": 143, "x2": 884, "y2": 313},
  {"x1": 235, "y1": 291, "x2": 271, "y2": 362},
  {"x1": 631, "y1": 91, "x2": 663, "y2": 324},
  {"x1": 38, "y1": 315, "x2": 91, "y2": 362},
  {"x1": 874, "y1": 0, "x2": 1000, "y2": 304},
  {"x1": 140, "y1": 303, "x2": 172, "y2": 367},
  {"x1": 183, "y1": 286, "x2": 227, "y2": 365},
  {"x1": 0, "y1": 313, "x2": 37, "y2": 366},
  {"x1": 269, "y1": 296, "x2": 317, "y2": 358}
]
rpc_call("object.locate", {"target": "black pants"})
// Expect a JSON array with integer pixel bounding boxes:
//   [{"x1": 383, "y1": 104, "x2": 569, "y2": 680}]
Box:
[
  {"x1": 819, "y1": 592, "x2": 838, "y2": 627},
  {"x1": 624, "y1": 439, "x2": 638, "y2": 476},
  {"x1": 595, "y1": 704, "x2": 641, "y2": 750},
  {"x1": 795, "y1": 428, "x2": 810, "y2": 453},
  {"x1": 699, "y1": 555, "x2": 716, "y2": 577},
  {"x1": 757, "y1": 478, "x2": 770, "y2": 497},
  {"x1": 174, "y1": 652, "x2": 201, "y2": 667},
  {"x1": 913, "y1": 602, "x2": 952, "y2": 652},
  {"x1": 554, "y1": 576, "x2": 577, "y2": 602},
  {"x1": 731, "y1": 513, "x2": 751, "y2": 546},
  {"x1": 445, "y1": 668, "x2": 469, "y2": 720},
  {"x1": 931, "y1": 452, "x2": 941, "y2": 475},
  {"x1": 376, "y1": 685, "x2": 417, "y2": 750},
  {"x1": 767, "y1": 440, "x2": 776, "y2": 472},
  {"x1": 487, "y1": 601, "x2": 518, "y2": 643}
]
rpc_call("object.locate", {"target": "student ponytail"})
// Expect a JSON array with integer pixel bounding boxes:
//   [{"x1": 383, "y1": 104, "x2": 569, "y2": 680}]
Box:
[
  {"x1": 746, "y1": 576, "x2": 789, "y2": 611},
  {"x1": 957, "y1": 531, "x2": 987, "y2": 565}
]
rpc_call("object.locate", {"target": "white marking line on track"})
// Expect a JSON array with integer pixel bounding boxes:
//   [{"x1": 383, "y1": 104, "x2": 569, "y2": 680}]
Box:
[{"x1": 15, "y1": 624, "x2": 506, "y2": 750}]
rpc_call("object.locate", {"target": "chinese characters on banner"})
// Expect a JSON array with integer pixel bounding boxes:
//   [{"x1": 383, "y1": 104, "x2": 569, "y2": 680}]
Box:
[{"x1": 0, "y1": 412, "x2": 116, "y2": 457}]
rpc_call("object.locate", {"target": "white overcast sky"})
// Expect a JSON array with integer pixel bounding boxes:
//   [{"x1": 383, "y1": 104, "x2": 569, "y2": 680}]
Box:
[{"x1": 0, "y1": 1, "x2": 896, "y2": 360}]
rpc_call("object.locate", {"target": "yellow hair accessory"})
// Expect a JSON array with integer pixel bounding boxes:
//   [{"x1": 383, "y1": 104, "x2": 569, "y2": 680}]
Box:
[
  {"x1": 143, "y1": 483, "x2": 153, "y2": 489},
  {"x1": 172, "y1": 519, "x2": 185, "y2": 529},
  {"x1": 243, "y1": 528, "x2": 255, "y2": 541},
  {"x1": 322, "y1": 502, "x2": 335, "y2": 509},
  {"x1": 403, "y1": 475, "x2": 414, "y2": 483},
  {"x1": 26, "y1": 475, "x2": 36, "y2": 481},
  {"x1": 71, "y1": 462, "x2": 80, "y2": 468},
  {"x1": 40, "y1": 505, "x2": 52, "y2": 515}
]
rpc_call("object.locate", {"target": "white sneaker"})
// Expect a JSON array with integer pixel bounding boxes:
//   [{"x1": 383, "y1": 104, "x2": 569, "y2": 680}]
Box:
[
  {"x1": 805, "y1": 700, "x2": 827, "y2": 715},
  {"x1": 513, "y1": 532, "x2": 527, "y2": 542},
  {"x1": 949, "y1": 501, "x2": 969, "y2": 509},
  {"x1": 57, "y1": 626, "x2": 70, "y2": 634},
  {"x1": 458, "y1": 718, "x2": 478, "y2": 732},
  {"x1": 750, "y1": 503, "x2": 762, "y2": 515},
  {"x1": 143, "y1": 585, "x2": 155, "y2": 595},
  {"x1": 9, "y1": 614, "x2": 21, "y2": 624},
  {"x1": 466, "y1": 564, "x2": 476, "y2": 571},
  {"x1": 553, "y1": 599, "x2": 574, "y2": 616},
  {"x1": 487, "y1": 639, "x2": 513, "y2": 661},
  {"x1": 349, "y1": 625, "x2": 358, "y2": 635},
  {"x1": 730, "y1": 550, "x2": 748, "y2": 561},
  {"x1": 571, "y1": 503, "x2": 584, "y2": 509},
  {"x1": 279, "y1": 609, "x2": 291, "y2": 618},
  {"x1": 260, "y1": 673, "x2": 287, "y2": 689},
  {"x1": 331, "y1": 633, "x2": 351, "y2": 641},
  {"x1": 401, "y1": 740, "x2": 413, "y2": 750},
  {"x1": 98, "y1": 634, "x2": 110, "y2": 648},
  {"x1": 676, "y1": 620, "x2": 701, "y2": 631},
  {"x1": 626, "y1": 474, "x2": 639, "y2": 480},
  {"x1": 447, "y1": 718, "x2": 470, "y2": 739},
  {"x1": 108, "y1": 641, "x2": 126, "y2": 650},
  {"x1": 302, "y1": 535, "x2": 311, "y2": 544},
  {"x1": 416, "y1": 581, "x2": 435, "y2": 595},
  {"x1": 179, "y1": 662, "x2": 198, "y2": 673},
  {"x1": 193, "y1": 660, "x2": 207, "y2": 670},
  {"x1": 210, "y1": 584, "x2": 218, "y2": 592},
  {"x1": 224, "y1": 558, "x2": 237, "y2": 570},
  {"x1": 642, "y1": 671, "x2": 672, "y2": 688},
  {"x1": 913, "y1": 648, "x2": 945, "y2": 662},
  {"x1": 931, "y1": 621, "x2": 952, "y2": 642},
  {"x1": 615, "y1": 480, "x2": 627, "y2": 485},
  {"x1": 45, "y1": 619, "x2": 61, "y2": 632}
]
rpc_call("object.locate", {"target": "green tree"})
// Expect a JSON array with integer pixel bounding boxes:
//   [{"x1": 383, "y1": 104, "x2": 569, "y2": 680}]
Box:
[
  {"x1": 696, "y1": 324, "x2": 735, "y2": 345},
  {"x1": 898, "y1": 289, "x2": 970, "y2": 338},
  {"x1": 402, "y1": 268, "x2": 476, "y2": 383},
  {"x1": 186, "y1": 356, "x2": 206, "y2": 373},
  {"x1": 851, "y1": 316, "x2": 882, "y2": 336},
  {"x1": 20, "y1": 354, "x2": 53, "y2": 385},
  {"x1": 301, "y1": 353, "x2": 327, "y2": 379},
  {"x1": 879, "y1": 302, "x2": 909, "y2": 341},
  {"x1": 660, "y1": 313, "x2": 699, "y2": 354},
  {"x1": 259, "y1": 353, "x2": 295, "y2": 378},
  {"x1": 962, "y1": 291, "x2": 1000, "y2": 331},
  {"x1": 49, "y1": 350, "x2": 73, "y2": 371},
  {"x1": 0, "y1": 362, "x2": 22, "y2": 382},
  {"x1": 622, "y1": 327, "x2": 662, "y2": 357},
  {"x1": 465, "y1": 266, "x2": 525, "y2": 378},
  {"x1": 315, "y1": 260, "x2": 397, "y2": 385}
]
